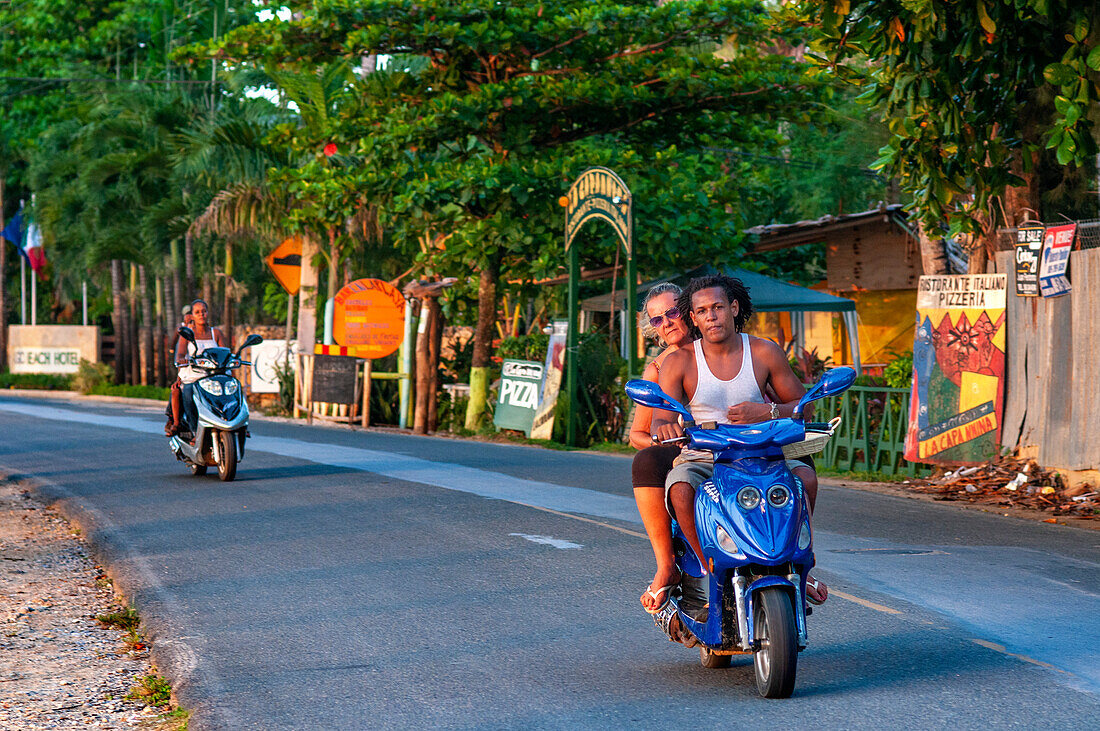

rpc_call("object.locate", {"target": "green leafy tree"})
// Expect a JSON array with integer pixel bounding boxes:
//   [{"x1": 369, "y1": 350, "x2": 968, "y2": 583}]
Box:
[
  {"x1": 199, "y1": 0, "x2": 822, "y2": 426},
  {"x1": 793, "y1": 0, "x2": 1100, "y2": 267}
]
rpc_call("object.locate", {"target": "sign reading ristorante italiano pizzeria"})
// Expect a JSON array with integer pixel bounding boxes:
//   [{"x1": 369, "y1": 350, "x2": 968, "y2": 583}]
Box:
[{"x1": 904, "y1": 274, "x2": 1007, "y2": 465}]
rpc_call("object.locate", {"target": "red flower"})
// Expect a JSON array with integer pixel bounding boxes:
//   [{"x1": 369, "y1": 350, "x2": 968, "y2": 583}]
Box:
[{"x1": 323, "y1": 142, "x2": 337, "y2": 157}]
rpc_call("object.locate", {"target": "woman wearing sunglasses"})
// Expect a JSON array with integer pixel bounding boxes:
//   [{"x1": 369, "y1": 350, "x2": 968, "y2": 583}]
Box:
[{"x1": 628, "y1": 282, "x2": 694, "y2": 612}]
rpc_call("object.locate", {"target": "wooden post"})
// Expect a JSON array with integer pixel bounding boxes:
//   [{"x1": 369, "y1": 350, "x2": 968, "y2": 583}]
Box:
[
  {"x1": 361, "y1": 359, "x2": 372, "y2": 428},
  {"x1": 293, "y1": 353, "x2": 302, "y2": 419},
  {"x1": 427, "y1": 297, "x2": 443, "y2": 432}
]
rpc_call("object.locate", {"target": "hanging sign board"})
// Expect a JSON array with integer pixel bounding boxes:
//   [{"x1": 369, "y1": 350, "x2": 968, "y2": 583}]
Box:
[
  {"x1": 1038, "y1": 223, "x2": 1075, "y2": 298},
  {"x1": 1013, "y1": 224, "x2": 1044, "y2": 296},
  {"x1": 530, "y1": 319, "x2": 568, "y2": 440},
  {"x1": 332, "y1": 278, "x2": 405, "y2": 359},
  {"x1": 264, "y1": 237, "x2": 303, "y2": 296},
  {"x1": 904, "y1": 274, "x2": 1007, "y2": 465},
  {"x1": 493, "y1": 360, "x2": 544, "y2": 436}
]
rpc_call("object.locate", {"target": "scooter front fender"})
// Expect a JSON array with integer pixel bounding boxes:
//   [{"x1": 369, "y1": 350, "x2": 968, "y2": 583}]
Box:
[{"x1": 744, "y1": 575, "x2": 807, "y2": 649}]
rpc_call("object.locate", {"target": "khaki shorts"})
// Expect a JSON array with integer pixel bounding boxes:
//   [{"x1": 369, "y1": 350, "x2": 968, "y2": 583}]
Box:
[{"x1": 664, "y1": 455, "x2": 813, "y2": 515}]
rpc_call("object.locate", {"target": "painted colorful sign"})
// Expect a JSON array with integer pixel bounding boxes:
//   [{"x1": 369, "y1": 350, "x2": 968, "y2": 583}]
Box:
[
  {"x1": 530, "y1": 319, "x2": 568, "y2": 440},
  {"x1": 904, "y1": 274, "x2": 1007, "y2": 465},
  {"x1": 493, "y1": 359, "x2": 544, "y2": 436},
  {"x1": 332, "y1": 278, "x2": 405, "y2": 359},
  {"x1": 1014, "y1": 224, "x2": 1044, "y2": 296},
  {"x1": 1038, "y1": 223, "x2": 1075, "y2": 298}
]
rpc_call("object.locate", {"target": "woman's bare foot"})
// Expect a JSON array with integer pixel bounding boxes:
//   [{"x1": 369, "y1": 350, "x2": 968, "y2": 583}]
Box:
[{"x1": 641, "y1": 565, "x2": 681, "y2": 612}]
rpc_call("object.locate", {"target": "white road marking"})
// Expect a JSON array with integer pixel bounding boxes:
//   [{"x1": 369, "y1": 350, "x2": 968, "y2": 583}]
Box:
[{"x1": 509, "y1": 533, "x2": 582, "y2": 549}]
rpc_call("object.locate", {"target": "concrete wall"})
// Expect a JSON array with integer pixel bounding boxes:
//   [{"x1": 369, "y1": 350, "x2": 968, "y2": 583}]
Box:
[{"x1": 7, "y1": 326, "x2": 99, "y2": 374}]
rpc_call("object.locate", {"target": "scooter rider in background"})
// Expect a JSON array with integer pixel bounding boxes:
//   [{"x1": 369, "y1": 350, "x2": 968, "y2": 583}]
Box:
[
  {"x1": 166, "y1": 299, "x2": 228, "y2": 437},
  {"x1": 653, "y1": 274, "x2": 828, "y2": 607}
]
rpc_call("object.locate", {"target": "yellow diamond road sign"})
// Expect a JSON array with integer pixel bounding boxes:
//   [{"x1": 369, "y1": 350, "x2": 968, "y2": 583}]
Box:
[{"x1": 265, "y1": 237, "x2": 302, "y2": 295}]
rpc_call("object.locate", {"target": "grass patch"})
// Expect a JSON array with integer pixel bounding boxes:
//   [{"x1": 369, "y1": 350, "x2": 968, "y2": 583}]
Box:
[
  {"x1": 159, "y1": 707, "x2": 190, "y2": 729},
  {"x1": 126, "y1": 673, "x2": 172, "y2": 707},
  {"x1": 96, "y1": 605, "x2": 140, "y2": 631},
  {"x1": 587, "y1": 441, "x2": 634, "y2": 455},
  {"x1": 87, "y1": 383, "x2": 171, "y2": 400},
  {"x1": 0, "y1": 371, "x2": 74, "y2": 390},
  {"x1": 818, "y1": 467, "x2": 914, "y2": 483}
]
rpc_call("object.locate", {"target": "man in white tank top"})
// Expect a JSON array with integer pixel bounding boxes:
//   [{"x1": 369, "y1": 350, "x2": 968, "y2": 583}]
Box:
[{"x1": 653, "y1": 274, "x2": 827, "y2": 606}]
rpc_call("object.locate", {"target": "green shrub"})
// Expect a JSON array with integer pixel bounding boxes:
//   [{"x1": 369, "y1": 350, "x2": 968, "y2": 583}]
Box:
[
  {"x1": 883, "y1": 351, "x2": 914, "y2": 389},
  {"x1": 73, "y1": 359, "x2": 114, "y2": 394},
  {"x1": 87, "y1": 383, "x2": 171, "y2": 400},
  {"x1": 0, "y1": 371, "x2": 74, "y2": 390}
]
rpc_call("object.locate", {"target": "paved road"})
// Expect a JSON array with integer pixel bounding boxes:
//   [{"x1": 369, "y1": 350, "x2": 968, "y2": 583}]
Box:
[{"x1": 1, "y1": 395, "x2": 1099, "y2": 730}]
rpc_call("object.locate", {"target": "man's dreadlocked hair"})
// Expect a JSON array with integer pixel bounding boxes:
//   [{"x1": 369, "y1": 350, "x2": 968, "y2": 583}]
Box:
[{"x1": 678, "y1": 274, "x2": 754, "y2": 337}]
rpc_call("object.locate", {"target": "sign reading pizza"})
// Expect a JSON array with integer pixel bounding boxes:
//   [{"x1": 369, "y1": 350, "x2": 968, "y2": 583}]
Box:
[{"x1": 332, "y1": 278, "x2": 405, "y2": 359}]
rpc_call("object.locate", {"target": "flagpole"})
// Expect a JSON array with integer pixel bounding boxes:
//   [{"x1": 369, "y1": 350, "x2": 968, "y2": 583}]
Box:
[
  {"x1": 20, "y1": 256, "x2": 25, "y2": 325},
  {"x1": 82, "y1": 281, "x2": 88, "y2": 326},
  {"x1": 30, "y1": 268, "x2": 36, "y2": 326}
]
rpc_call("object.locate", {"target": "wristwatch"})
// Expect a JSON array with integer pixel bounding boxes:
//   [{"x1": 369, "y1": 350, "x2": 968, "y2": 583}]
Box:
[{"x1": 770, "y1": 402, "x2": 780, "y2": 420}]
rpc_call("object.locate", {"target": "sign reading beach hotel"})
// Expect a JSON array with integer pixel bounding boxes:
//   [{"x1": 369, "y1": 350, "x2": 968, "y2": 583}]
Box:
[{"x1": 904, "y1": 274, "x2": 1007, "y2": 465}]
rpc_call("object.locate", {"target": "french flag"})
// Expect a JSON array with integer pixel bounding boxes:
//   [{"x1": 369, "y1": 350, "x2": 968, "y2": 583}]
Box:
[{"x1": 23, "y1": 219, "x2": 47, "y2": 280}]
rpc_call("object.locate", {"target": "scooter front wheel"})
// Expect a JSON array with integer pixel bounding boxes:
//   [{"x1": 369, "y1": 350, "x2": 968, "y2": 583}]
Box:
[
  {"x1": 753, "y1": 587, "x2": 797, "y2": 698},
  {"x1": 217, "y1": 430, "x2": 237, "y2": 482}
]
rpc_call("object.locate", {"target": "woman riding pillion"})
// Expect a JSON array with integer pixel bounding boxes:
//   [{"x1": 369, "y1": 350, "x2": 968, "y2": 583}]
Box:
[{"x1": 628, "y1": 283, "x2": 694, "y2": 613}]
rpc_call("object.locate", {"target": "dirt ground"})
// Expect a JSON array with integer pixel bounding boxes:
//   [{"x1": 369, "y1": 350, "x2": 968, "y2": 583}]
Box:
[{"x1": 0, "y1": 474, "x2": 182, "y2": 730}]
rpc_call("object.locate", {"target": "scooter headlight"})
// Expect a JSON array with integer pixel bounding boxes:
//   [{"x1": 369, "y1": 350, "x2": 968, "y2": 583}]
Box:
[
  {"x1": 194, "y1": 358, "x2": 217, "y2": 370},
  {"x1": 715, "y1": 524, "x2": 744, "y2": 558},
  {"x1": 767, "y1": 485, "x2": 791, "y2": 508},
  {"x1": 223, "y1": 380, "x2": 239, "y2": 395},
  {"x1": 798, "y1": 521, "x2": 812, "y2": 550},
  {"x1": 199, "y1": 379, "x2": 223, "y2": 396},
  {"x1": 736, "y1": 486, "x2": 762, "y2": 511}
]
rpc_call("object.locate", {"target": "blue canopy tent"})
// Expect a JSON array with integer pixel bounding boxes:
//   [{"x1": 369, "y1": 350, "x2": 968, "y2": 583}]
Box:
[{"x1": 580, "y1": 265, "x2": 861, "y2": 371}]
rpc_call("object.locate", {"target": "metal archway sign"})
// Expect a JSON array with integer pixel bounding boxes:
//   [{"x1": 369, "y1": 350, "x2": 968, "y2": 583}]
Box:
[{"x1": 562, "y1": 167, "x2": 638, "y2": 446}]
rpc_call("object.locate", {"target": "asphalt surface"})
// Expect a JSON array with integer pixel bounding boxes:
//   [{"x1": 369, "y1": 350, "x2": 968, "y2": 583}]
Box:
[{"x1": 1, "y1": 394, "x2": 1099, "y2": 730}]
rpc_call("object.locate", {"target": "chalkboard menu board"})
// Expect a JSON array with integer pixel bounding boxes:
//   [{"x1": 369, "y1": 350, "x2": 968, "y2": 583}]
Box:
[{"x1": 311, "y1": 355, "x2": 359, "y2": 404}]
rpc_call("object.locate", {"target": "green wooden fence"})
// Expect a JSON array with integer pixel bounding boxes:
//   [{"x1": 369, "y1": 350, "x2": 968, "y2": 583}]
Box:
[{"x1": 810, "y1": 385, "x2": 930, "y2": 477}]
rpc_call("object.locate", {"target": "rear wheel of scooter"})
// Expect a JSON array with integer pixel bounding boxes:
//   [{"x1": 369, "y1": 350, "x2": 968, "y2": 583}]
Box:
[
  {"x1": 753, "y1": 587, "x2": 797, "y2": 698},
  {"x1": 699, "y1": 646, "x2": 732, "y2": 669},
  {"x1": 189, "y1": 463, "x2": 207, "y2": 476},
  {"x1": 217, "y1": 430, "x2": 237, "y2": 482}
]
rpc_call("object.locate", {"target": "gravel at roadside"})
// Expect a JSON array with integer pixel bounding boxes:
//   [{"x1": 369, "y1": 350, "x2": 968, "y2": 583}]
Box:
[{"x1": 0, "y1": 473, "x2": 182, "y2": 730}]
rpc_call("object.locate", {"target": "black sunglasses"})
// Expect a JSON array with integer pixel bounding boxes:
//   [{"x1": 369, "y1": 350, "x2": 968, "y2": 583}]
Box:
[{"x1": 649, "y1": 307, "x2": 682, "y2": 328}]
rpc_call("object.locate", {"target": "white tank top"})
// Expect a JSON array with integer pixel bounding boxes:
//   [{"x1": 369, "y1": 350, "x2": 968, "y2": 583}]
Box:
[
  {"x1": 687, "y1": 334, "x2": 765, "y2": 424},
  {"x1": 179, "y1": 335, "x2": 220, "y2": 384}
]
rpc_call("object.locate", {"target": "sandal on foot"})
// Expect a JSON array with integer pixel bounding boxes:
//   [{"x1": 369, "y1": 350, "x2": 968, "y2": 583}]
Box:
[
  {"x1": 642, "y1": 573, "x2": 681, "y2": 614},
  {"x1": 165, "y1": 422, "x2": 181, "y2": 437},
  {"x1": 806, "y1": 574, "x2": 828, "y2": 606}
]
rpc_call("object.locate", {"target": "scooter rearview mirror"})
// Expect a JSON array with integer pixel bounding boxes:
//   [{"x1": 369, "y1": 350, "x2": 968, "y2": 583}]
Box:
[
  {"x1": 237, "y1": 333, "x2": 263, "y2": 355},
  {"x1": 178, "y1": 326, "x2": 196, "y2": 343},
  {"x1": 625, "y1": 379, "x2": 693, "y2": 423},
  {"x1": 793, "y1": 366, "x2": 857, "y2": 419}
]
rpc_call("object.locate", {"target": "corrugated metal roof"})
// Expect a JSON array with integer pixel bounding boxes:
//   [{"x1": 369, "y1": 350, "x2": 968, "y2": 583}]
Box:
[{"x1": 745, "y1": 204, "x2": 910, "y2": 251}]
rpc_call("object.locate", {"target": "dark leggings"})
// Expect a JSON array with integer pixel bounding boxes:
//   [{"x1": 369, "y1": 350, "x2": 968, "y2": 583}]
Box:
[{"x1": 632, "y1": 445, "x2": 681, "y2": 489}]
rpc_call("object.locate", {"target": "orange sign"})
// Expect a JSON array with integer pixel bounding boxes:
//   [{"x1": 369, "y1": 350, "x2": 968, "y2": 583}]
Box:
[
  {"x1": 332, "y1": 278, "x2": 405, "y2": 359},
  {"x1": 264, "y1": 237, "x2": 302, "y2": 295}
]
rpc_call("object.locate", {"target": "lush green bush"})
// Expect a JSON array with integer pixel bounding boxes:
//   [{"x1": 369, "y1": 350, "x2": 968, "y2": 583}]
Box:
[
  {"x1": 883, "y1": 351, "x2": 914, "y2": 389},
  {"x1": 73, "y1": 359, "x2": 113, "y2": 394},
  {"x1": 87, "y1": 384, "x2": 171, "y2": 400},
  {"x1": 0, "y1": 371, "x2": 74, "y2": 390}
]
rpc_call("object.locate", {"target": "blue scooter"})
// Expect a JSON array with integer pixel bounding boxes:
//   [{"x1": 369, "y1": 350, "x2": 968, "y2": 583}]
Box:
[{"x1": 626, "y1": 367, "x2": 856, "y2": 698}]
